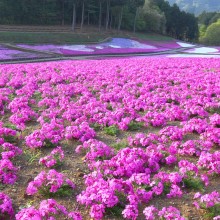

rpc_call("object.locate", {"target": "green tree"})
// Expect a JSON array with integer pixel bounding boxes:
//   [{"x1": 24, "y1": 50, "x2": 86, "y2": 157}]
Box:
[{"x1": 201, "y1": 19, "x2": 220, "y2": 45}]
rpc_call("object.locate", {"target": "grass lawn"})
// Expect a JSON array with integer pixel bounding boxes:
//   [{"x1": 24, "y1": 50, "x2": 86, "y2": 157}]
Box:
[{"x1": 0, "y1": 28, "x2": 173, "y2": 44}]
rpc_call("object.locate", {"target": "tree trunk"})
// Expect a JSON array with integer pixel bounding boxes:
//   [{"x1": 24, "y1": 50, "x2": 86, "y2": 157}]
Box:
[
  {"x1": 133, "y1": 7, "x2": 138, "y2": 33},
  {"x1": 110, "y1": 11, "x2": 113, "y2": 29},
  {"x1": 72, "y1": 1, "x2": 76, "y2": 31},
  {"x1": 99, "y1": 0, "x2": 102, "y2": 31},
  {"x1": 42, "y1": 0, "x2": 46, "y2": 24},
  {"x1": 88, "y1": 11, "x2": 90, "y2": 25},
  {"x1": 61, "y1": 0, "x2": 65, "y2": 26},
  {"x1": 118, "y1": 7, "x2": 123, "y2": 31},
  {"x1": 105, "y1": 0, "x2": 110, "y2": 30},
  {"x1": 80, "y1": 0, "x2": 85, "y2": 31}
]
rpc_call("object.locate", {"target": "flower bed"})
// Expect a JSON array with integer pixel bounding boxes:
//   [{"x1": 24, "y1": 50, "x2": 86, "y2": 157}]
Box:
[
  {"x1": 0, "y1": 58, "x2": 220, "y2": 219},
  {"x1": 0, "y1": 44, "x2": 52, "y2": 61},
  {"x1": 17, "y1": 38, "x2": 194, "y2": 56},
  {"x1": 184, "y1": 47, "x2": 220, "y2": 54}
]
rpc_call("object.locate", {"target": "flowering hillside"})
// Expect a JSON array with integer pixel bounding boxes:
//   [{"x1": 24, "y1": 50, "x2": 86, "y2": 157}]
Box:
[{"x1": 0, "y1": 58, "x2": 220, "y2": 219}]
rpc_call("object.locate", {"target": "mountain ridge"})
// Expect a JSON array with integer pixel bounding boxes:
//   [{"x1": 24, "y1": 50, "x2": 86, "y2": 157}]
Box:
[{"x1": 166, "y1": 0, "x2": 220, "y2": 15}]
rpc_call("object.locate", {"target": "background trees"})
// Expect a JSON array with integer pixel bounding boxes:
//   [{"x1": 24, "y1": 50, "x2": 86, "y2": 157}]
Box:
[
  {"x1": 198, "y1": 11, "x2": 220, "y2": 45},
  {"x1": 200, "y1": 19, "x2": 220, "y2": 45},
  {"x1": 0, "y1": 0, "x2": 199, "y2": 41}
]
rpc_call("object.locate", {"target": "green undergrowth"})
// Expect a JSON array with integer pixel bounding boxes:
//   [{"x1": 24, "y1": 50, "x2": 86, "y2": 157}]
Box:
[
  {"x1": 23, "y1": 149, "x2": 42, "y2": 164},
  {"x1": 104, "y1": 125, "x2": 119, "y2": 136},
  {"x1": 128, "y1": 121, "x2": 143, "y2": 131},
  {"x1": 39, "y1": 184, "x2": 73, "y2": 198},
  {"x1": 203, "y1": 204, "x2": 220, "y2": 219},
  {"x1": 183, "y1": 172, "x2": 204, "y2": 191},
  {"x1": 112, "y1": 140, "x2": 128, "y2": 152},
  {"x1": 3, "y1": 135, "x2": 17, "y2": 143},
  {"x1": 4, "y1": 123, "x2": 17, "y2": 130}
]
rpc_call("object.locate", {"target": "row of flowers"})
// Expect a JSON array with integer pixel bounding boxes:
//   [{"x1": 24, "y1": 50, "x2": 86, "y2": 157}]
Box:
[
  {"x1": 17, "y1": 38, "x2": 189, "y2": 55},
  {"x1": 0, "y1": 45, "x2": 52, "y2": 61}
]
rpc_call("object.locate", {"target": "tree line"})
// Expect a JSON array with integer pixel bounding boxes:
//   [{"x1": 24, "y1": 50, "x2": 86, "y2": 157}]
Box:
[{"x1": 0, "y1": 0, "x2": 198, "y2": 41}]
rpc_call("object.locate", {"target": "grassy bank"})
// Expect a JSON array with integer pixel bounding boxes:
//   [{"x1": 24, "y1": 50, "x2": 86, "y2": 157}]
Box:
[{"x1": 0, "y1": 27, "x2": 173, "y2": 44}]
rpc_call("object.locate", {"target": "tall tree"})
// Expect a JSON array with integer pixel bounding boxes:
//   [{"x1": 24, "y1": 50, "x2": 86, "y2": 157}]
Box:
[
  {"x1": 80, "y1": 0, "x2": 85, "y2": 31},
  {"x1": 130, "y1": 0, "x2": 144, "y2": 33},
  {"x1": 98, "y1": 0, "x2": 102, "y2": 31},
  {"x1": 105, "y1": 0, "x2": 111, "y2": 30},
  {"x1": 71, "y1": 0, "x2": 77, "y2": 31}
]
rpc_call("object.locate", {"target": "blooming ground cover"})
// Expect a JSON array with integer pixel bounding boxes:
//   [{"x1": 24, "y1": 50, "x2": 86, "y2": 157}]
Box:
[
  {"x1": 0, "y1": 44, "x2": 51, "y2": 61},
  {"x1": 185, "y1": 47, "x2": 220, "y2": 54},
  {"x1": 0, "y1": 58, "x2": 220, "y2": 219},
  {"x1": 16, "y1": 38, "x2": 194, "y2": 56}
]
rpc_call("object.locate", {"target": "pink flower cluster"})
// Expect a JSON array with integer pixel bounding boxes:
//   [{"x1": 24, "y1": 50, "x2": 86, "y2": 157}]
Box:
[
  {"x1": 15, "y1": 199, "x2": 82, "y2": 220},
  {"x1": 8, "y1": 96, "x2": 38, "y2": 130},
  {"x1": 0, "y1": 192, "x2": 14, "y2": 219},
  {"x1": 65, "y1": 122, "x2": 96, "y2": 142},
  {"x1": 39, "y1": 146, "x2": 64, "y2": 168},
  {"x1": 193, "y1": 191, "x2": 220, "y2": 209},
  {"x1": 25, "y1": 118, "x2": 64, "y2": 148},
  {"x1": 197, "y1": 151, "x2": 220, "y2": 174},
  {"x1": 0, "y1": 122, "x2": 22, "y2": 184},
  {"x1": 26, "y1": 169, "x2": 75, "y2": 195},
  {"x1": 143, "y1": 206, "x2": 185, "y2": 220},
  {"x1": 76, "y1": 139, "x2": 114, "y2": 169}
]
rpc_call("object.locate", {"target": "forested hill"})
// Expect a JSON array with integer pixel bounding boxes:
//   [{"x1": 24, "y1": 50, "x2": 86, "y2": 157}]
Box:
[
  {"x1": 0, "y1": 0, "x2": 198, "y2": 41},
  {"x1": 166, "y1": 0, "x2": 220, "y2": 15}
]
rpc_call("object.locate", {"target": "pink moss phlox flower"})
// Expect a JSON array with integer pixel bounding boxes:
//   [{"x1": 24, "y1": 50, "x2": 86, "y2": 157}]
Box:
[
  {"x1": 129, "y1": 173, "x2": 151, "y2": 185},
  {"x1": 165, "y1": 155, "x2": 177, "y2": 165},
  {"x1": 90, "y1": 204, "x2": 105, "y2": 220},
  {"x1": 200, "y1": 191, "x2": 220, "y2": 208},
  {"x1": 122, "y1": 204, "x2": 139, "y2": 220},
  {"x1": 201, "y1": 127, "x2": 220, "y2": 145},
  {"x1": 0, "y1": 192, "x2": 14, "y2": 219},
  {"x1": 65, "y1": 122, "x2": 96, "y2": 142},
  {"x1": 158, "y1": 206, "x2": 185, "y2": 220},
  {"x1": 26, "y1": 169, "x2": 75, "y2": 195},
  {"x1": 77, "y1": 176, "x2": 119, "y2": 208},
  {"x1": 166, "y1": 184, "x2": 183, "y2": 198},
  {"x1": 143, "y1": 206, "x2": 158, "y2": 220},
  {"x1": 193, "y1": 191, "x2": 220, "y2": 209},
  {"x1": 39, "y1": 199, "x2": 68, "y2": 217},
  {"x1": 1, "y1": 142, "x2": 22, "y2": 156},
  {"x1": 68, "y1": 211, "x2": 83, "y2": 220},
  {"x1": 178, "y1": 160, "x2": 198, "y2": 176},
  {"x1": 75, "y1": 139, "x2": 114, "y2": 167},
  {"x1": 16, "y1": 199, "x2": 81, "y2": 220},
  {"x1": 200, "y1": 174, "x2": 209, "y2": 186},
  {"x1": 152, "y1": 182, "x2": 164, "y2": 196},
  {"x1": 197, "y1": 151, "x2": 220, "y2": 175},
  {"x1": 100, "y1": 147, "x2": 150, "y2": 177},
  {"x1": 0, "y1": 159, "x2": 17, "y2": 184},
  {"x1": 39, "y1": 146, "x2": 64, "y2": 168},
  {"x1": 159, "y1": 126, "x2": 183, "y2": 142},
  {"x1": 181, "y1": 118, "x2": 209, "y2": 134},
  {"x1": 209, "y1": 114, "x2": 220, "y2": 127},
  {"x1": 15, "y1": 207, "x2": 41, "y2": 220}
]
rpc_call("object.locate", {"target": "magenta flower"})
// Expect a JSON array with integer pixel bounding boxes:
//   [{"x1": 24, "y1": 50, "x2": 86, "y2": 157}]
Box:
[{"x1": 90, "y1": 204, "x2": 105, "y2": 220}]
